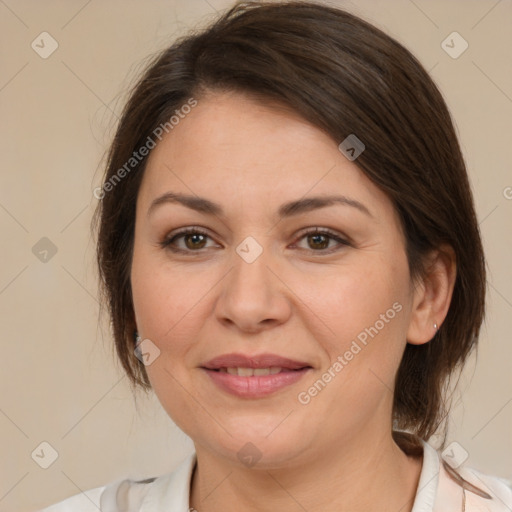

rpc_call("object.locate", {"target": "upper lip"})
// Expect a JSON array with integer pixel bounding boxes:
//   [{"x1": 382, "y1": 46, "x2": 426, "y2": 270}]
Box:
[{"x1": 201, "y1": 353, "x2": 312, "y2": 370}]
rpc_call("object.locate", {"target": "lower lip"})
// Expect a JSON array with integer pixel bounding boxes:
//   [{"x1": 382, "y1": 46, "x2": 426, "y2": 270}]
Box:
[{"x1": 202, "y1": 368, "x2": 311, "y2": 398}]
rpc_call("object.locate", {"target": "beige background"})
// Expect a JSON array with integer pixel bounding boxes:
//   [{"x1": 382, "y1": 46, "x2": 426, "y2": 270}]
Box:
[{"x1": 0, "y1": 0, "x2": 511, "y2": 510}]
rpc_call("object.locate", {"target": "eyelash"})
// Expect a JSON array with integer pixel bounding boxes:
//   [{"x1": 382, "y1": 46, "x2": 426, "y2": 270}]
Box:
[{"x1": 159, "y1": 226, "x2": 351, "y2": 255}]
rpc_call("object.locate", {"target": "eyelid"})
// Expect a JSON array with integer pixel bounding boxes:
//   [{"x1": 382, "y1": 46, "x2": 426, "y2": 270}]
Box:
[{"x1": 293, "y1": 226, "x2": 351, "y2": 243}]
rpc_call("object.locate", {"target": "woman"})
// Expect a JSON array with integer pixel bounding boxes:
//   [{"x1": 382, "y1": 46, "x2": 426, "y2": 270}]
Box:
[{"x1": 40, "y1": 1, "x2": 511, "y2": 511}]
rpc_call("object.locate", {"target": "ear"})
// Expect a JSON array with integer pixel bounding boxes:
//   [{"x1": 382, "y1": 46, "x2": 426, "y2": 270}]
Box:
[{"x1": 406, "y1": 244, "x2": 457, "y2": 345}]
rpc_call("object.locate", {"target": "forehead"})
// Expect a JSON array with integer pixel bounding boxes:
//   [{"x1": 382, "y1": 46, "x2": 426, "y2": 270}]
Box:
[
  {"x1": 146, "y1": 92, "x2": 335, "y2": 174},
  {"x1": 137, "y1": 91, "x2": 392, "y2": 220}
]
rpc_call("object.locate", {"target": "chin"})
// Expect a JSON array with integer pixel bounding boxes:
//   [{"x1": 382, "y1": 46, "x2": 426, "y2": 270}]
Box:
[{"x1": 204, "y1": 427, "x2": 310, "y2": 470}]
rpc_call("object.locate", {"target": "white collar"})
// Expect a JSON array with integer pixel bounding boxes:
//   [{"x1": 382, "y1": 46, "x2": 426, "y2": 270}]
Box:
[
  {"x1": 411, "y1": 439, "x2": 441, "y2": 512},
  {"x1": 139, "y1": 450, "x2": 196, "y2": 511}
]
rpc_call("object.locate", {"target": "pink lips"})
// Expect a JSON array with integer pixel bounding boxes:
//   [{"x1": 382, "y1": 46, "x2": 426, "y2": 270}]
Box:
[
  {"x1": 201, "y1": 352, "x2": 312, "y2": 398},
  {"x1": 202, "y1": 353, "x2": 311, "y2": 370}
]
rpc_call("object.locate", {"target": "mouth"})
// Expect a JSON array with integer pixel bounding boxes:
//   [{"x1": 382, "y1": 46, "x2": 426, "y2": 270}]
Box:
[
  {"x1": 200, "y1": 353, "x2": 313, "y2": 398},
  {"x1": 201, "y1": 352, "x2": 312, "y2": 372},
  {"x1": 207, "y1": 366, "x2": 311, "y2": 376}
]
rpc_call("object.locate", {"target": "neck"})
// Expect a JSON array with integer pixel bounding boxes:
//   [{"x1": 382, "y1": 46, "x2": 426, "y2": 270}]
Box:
[{"x1": 189, "y1": 431, "x2": 423, "y2": 512}]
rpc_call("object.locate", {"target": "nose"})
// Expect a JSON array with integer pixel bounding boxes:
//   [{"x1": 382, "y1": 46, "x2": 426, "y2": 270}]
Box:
[{"x1": 214, "y1": 244, "x2": 292, "y2": 333}]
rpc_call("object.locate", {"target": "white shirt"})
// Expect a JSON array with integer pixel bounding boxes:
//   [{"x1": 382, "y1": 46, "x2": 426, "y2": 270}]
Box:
[{"x1": 39, "y1": 440, "x2": 512, "y2": 511}]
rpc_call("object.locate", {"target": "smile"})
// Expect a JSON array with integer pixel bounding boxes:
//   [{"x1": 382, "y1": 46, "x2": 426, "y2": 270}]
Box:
[{"x1": 202, "y1": 367, "x2": 311, "y2": 398}]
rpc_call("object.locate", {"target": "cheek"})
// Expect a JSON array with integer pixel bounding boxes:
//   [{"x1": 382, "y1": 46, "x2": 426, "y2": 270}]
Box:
[
  {"x1": 130, "y1": 247, "x2": 196, "y2": 349},
  {"x1": 312, "y1": 253, "x2": 410, "y2": 382},
  {"x1": 130, "y1": 254, "x2": 204, "y2": 413},
  {"x1": 130, "y1": 249, "x2": 228, "y2": 394},
  {"x1": 315, "y1": 259, "x2": 406, "y2": 338}
]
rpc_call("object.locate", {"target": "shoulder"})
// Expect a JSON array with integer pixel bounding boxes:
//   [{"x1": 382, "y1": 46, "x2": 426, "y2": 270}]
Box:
[
  {"x1": 460, "y1": 466, "x2": 512, "y2": 511},
  {"x1": 37, "y1": 452, "x2": 197, "y2": 511},
  {"x1": 413, "y1": 439, "x2": 512, "y2": 512},
  {"x1": 37, "y1": 476, "x2": 156, "y2": 512},
  {"x1": 435, "y1": 452, "x2": 512, "y2": 511}
]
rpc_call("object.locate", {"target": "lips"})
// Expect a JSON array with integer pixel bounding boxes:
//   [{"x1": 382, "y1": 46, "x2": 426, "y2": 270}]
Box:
[
  {"x1": 200, "y1": 353, "x2": 313, "y2": 398},
  {"x1": 201, "y1": 353, "x2": 312, "y2": 371}
]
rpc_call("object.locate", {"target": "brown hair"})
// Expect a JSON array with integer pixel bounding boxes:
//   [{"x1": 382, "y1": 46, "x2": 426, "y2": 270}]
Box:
[{"x1": 92, "y1": 1, "x2": 486, "y2": 451}]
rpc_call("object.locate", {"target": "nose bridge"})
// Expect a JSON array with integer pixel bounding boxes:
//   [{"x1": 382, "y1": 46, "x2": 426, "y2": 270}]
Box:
[
  {"x1": 215, "y1": 235, "x2": 290, "y2": 330},
  {"x1": 230, "y1": 235, "x2": 274, "y2": 302}
]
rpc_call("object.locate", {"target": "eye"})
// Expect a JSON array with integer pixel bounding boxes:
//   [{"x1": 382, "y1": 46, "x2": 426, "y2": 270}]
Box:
[
  {"x1": 293, "y1": 228, "x2": 351, "y2": 253},
  {"x1": 159, "y1": 226, "x2": 351, "y2": 255},
  {"x1": 160, "y1": 227, "x2": 218, "y2": 253}
]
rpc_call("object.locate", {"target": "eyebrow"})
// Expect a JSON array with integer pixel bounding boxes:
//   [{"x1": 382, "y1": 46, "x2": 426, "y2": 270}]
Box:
[{"x1": 147, "y1": 192, "x2": 373, "y2": 219}]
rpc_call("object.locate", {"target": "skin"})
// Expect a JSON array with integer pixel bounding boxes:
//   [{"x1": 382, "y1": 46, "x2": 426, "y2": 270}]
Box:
[{"x1": 130, "y1": 90, "x2": 456, "y2": 512}]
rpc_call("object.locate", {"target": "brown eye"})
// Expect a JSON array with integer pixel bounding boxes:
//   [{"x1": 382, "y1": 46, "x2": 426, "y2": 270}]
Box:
[
  {"x1": 307, "y1": 233, "x2": 330, "y2": 250},
  {"x1": 160, "y1": 228, "x2": 216, "y2": 253},
  {"x1": 183, "y1": 233, "x2": 208, "y2": 250},
  {"x1": 294, "y1": 228, "x2": 351, "y2": 254}
]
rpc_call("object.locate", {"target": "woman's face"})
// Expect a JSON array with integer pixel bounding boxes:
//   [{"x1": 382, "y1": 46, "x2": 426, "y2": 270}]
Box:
[{"x1": 131, "y1": 91, "x2": 419, "y2": 467}]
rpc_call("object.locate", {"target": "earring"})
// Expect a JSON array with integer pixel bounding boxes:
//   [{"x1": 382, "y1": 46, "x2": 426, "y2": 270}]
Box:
[
  {"x1": 433, "y1": 323, "x2": 439, "y2": 332},
  {"x1": 134, "y1": 330, "x2": 141, "y2": 344}
]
